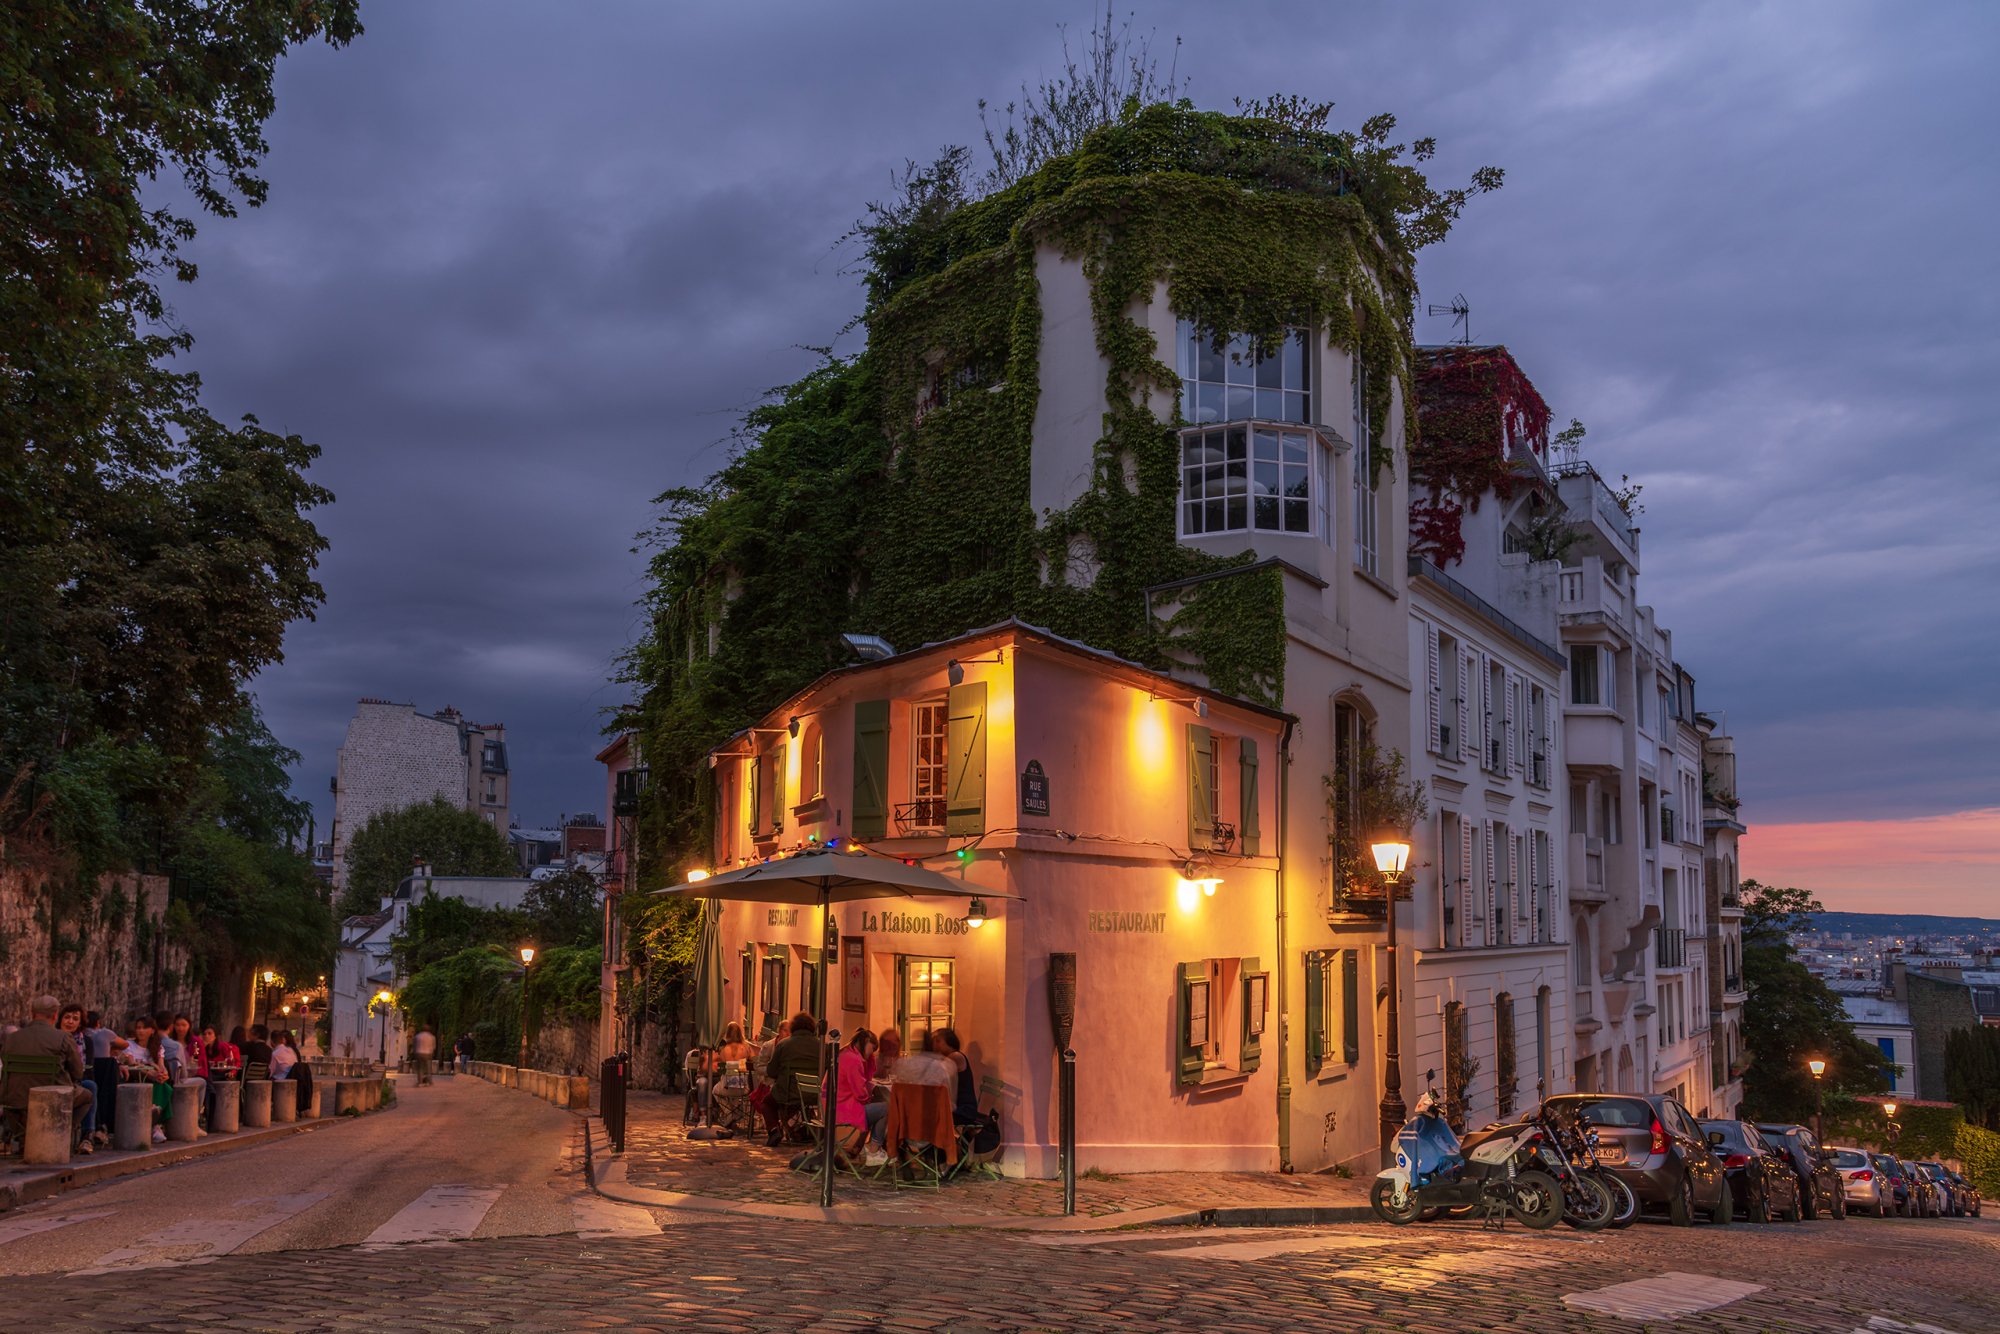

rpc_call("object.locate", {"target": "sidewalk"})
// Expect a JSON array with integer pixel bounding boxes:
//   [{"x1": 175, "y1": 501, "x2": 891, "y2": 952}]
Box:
[
  {"x1": 587, "y1": 1089, "x2": 1373, "y2": 1231},
  {"x1": 0, "y1": 1098, "x2": 378, "y2": 1211}
]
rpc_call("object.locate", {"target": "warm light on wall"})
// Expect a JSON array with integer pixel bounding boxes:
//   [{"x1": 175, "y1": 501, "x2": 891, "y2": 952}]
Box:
[
  {"x1": 1176, "y1": 878, "x2": 1202, "y2": 913},
  {"x1": 686, "y1": 868, "x2": 711, "y2": 883}
]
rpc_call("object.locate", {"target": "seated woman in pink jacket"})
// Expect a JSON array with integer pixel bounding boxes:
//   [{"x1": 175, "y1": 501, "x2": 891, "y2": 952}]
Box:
[{"x1": 835, "y1": 1029, "x2": 880, "y2": 1166}]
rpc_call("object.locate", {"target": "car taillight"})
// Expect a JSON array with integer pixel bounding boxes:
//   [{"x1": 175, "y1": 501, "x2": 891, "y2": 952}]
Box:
[
  {"x1": 1724, "y1": 1153, "x2": 1750, "y2": 1168},
  {"x1": 1650, "y1": 1119, "x2": 1669, "y2": 1156},
  {"x1": 1853, "y1": 1169, "x2": 1873, "y2": 1182}
]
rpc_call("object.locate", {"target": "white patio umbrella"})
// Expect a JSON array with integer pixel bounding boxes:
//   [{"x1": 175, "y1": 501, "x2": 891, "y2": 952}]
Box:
[{"x1": 651, "y1": 847, "x2": 1018, "y2": 1206}]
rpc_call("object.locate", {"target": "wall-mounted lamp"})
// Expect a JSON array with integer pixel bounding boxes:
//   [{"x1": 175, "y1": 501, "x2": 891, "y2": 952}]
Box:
[
  {"x1": 1178, "y1": 859, "x2": 1223, "y2": 898},
  {"x1": 788, "y1": 716, "x2": 800, "y2": 738},
  {"x1": 946, "y1": 652, "x2": 1004, "y2": 687},
  {"x1": 686, "y1": 868, "x2": 711, "y2": 884},
  {"x1": 1153, "y1": 694, "x2": 1209, "y2": 718},
  {"x1": 965, "y1": 897, "x2": 989, "y2": 929}
]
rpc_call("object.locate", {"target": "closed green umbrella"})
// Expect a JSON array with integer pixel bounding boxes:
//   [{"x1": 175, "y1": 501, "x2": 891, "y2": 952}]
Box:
[{"x1": 688, "y1": 896, "x2": 727, "y2": 1140}]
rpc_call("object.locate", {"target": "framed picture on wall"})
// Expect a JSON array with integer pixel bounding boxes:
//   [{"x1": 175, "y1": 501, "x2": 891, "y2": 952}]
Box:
[{"x1": 842, "y1": 935, "x2": 867, "y2": 1011}]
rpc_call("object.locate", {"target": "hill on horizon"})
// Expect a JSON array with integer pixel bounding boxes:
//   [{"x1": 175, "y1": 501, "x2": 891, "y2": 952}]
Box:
[{"x1": 1807, "y1": 909, "x2": 2000, "y2": 938}]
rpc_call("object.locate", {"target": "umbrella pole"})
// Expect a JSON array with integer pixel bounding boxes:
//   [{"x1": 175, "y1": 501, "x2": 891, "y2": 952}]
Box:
[{"x1": 819, "y1": 883, "x2": 836, "y2": 1209}]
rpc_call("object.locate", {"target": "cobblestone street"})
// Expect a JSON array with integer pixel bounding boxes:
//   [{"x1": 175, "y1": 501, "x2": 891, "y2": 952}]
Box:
[{"x1": 1, "y1": 1199, "x2": 1993, "y2": 1331}]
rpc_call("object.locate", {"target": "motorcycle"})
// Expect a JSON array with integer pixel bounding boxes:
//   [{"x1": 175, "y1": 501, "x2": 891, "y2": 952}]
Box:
[
  {"x1": 1371, "y1": 1075, "x2": 1566, "y2": 1229},
  {"x1": 1516, "y1": 1104, "x2": 1620, "y2": 1231},
  {"x1": 1539, "y1": 1103, "x2": 1638, "y2": 1229}
]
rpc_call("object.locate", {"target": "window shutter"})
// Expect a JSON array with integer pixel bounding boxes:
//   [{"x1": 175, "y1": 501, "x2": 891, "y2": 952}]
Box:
[
  {"x1": 1512, "y1": 833, "x2": 1527, "y2": 944},
  {"x1": 852, "y1": 700, "x2": 890, "y2": 840},
  {"x1": 747, "y1": 750, "x2": 762, "y2": 836},
  {"x1": 945, "y1": 681, "x2": 988, "y2": 836},
  {"x1": 1304, "y1": 952, "x2": 1326, "y2": 1074},
  {"x1": 1239, "y1": 958, "x2": 1263, "y2": 1073},
  {"x1": 893, "y1": 954, "x2": 909, "y2": 1046},
  {"x1": 1425, "y1": 624, "x2": 1441, "y2": 754},
  {"x1": 1542, "y1": 701, "x2": 1555, "y2": 790},
  {"x1": 1529, "y1": 833, "x2": 1541, "y2": 943},
  {"x1": 1340, "y1": 949, "x2": 1359, "y2": 1064},
  {"x1": 1186, "y1": 724, "x2": 1214, "y2": 849},
  {"x1": 772, "y1": 741, "x2": 787, "y2": 832},
  {"x1": 1176, "y1": 961, "x2": 1205, "y2": 1086},
  {"x1": 739, "y1": 947, "x2": 754, "y2": 1029},
  {"x1": 1238, "y1": 736, "x2": 1261, "y2": 856},
  {"x1": 1483, "y1": 819, "x2": 1496, "y2": 946},
  {"x1": 1459, "y1": 818, "x2": 1476, "y2": 948},
  {"x1": 1505, "y1": 672, "x2": 1519, "y2": 776},
  {"x1": 1479, "y1": 653, "x2": 1494, "y2": 770},
  {"x1": 1458, "y1": 647, "x2": 1475, "y2": 763}
]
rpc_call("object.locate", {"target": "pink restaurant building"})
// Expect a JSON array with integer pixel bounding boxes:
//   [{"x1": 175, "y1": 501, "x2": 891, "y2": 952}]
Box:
[{"x1": 693, "y1": 621, "x2": 1295, "y2": 1177}]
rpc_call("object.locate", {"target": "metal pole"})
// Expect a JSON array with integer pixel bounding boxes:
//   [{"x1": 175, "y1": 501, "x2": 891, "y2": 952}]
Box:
[
  {"x1": 819, "y1": 885, "x2": 836, "y2": 1209},
  {"x1": 1060, "y1": 1048, "x2": 1077, "y2": 1216},
  {"x1": 1813, "y1": 1077, "x2": 1823, "y2": 1143},
  {"x1": 1377, "y1": 873, "x2": 1407, "y2": 1156}
]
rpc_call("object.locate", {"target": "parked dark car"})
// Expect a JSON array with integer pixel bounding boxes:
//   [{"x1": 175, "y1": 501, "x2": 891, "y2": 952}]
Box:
[
  {"x1": 1916, "y1": 1162, "x2": 1969, "y2": 1217},
  {"x1": 1829, "y1": 1146, "x2": 1891, "y2": 1217},
  {"x1": 1755, "y1": 1123, "x2": 1846, "y2": 1220},
  {"x1": 1872, "y1": 1153, "x2": 1916, "y2": 1217},
  {"x1": 1545, "y1": 1093, "x2": 1730, "y2": 1225},
  {"x1": 1905, "y1": 1161, "x2": 1943, "y2": 1217},
  {"x1": 1952, "y1": 1169, "x2": 1982, "y2": 1217},
  {"x1": 1701, "y1": 1119, "x2": 1802, "y2": 1223}
]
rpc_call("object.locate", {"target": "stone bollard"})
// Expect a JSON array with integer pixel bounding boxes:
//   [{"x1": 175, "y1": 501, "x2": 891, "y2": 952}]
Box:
[
  {"x1": 363, "y1": 1079, "x2": 380, "y2": 1111},
  {"x1": 271, "y1": 1080, "x2": 297, "y2": 1123},
  {"x1": 115, "y1": 1083, "x2": 154, "y2": 1151},
  {"x1": 242, "y1": 1080, "x2": 273, "y2": 1128},
  {"x1": 306, "y1": 1086, "x2": 323, "y2": 1119},
  {"x1": 333, "y1": 1080, "x2": 361, "y2": 1115},
  {"x1": 211, "y1": 1079, "x2": 242, "y2": 1133},
  {"x1": 24, "y1": 1086, "x2": 74, "y2": 1165},
  {"x1": 566, "y1": 1075, "x2": 591, "y2": 1110},
  {"x1": 166, "y1": 1084, "x2": 202, "y2": 1142}
]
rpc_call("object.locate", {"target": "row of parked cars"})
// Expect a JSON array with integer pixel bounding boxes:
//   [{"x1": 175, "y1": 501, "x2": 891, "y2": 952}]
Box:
[{"x1": 1544, "y1": 1091, "x2": 1982, "y2": 1225}]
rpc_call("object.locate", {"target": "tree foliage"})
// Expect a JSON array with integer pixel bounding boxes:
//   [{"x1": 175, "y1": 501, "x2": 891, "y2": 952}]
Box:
[
  {"x1": 1737, "y1": 879, "x2": 1891, "y2": 1120},
  {"x1": 339, "y1": 797, "x2": 517, "y2": 918},
  {"x1": 1945, "y1": 1027, "x2": 2000, "y2": 1131},
  {"x1": 521, "y1": 869, "x2": 605, "y2": 951}
]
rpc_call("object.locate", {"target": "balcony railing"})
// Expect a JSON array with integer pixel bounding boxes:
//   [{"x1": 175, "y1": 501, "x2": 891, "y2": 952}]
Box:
[
  {"x1": 1724, "y1": 973, "x2": 1743, "y2": 993},
  {"x1": 1656, "y1": 927, "x2": 1687, "y2": 969},
  {"x1": 1552, "y1": 460, "x2": 1640, "y2": 551}
]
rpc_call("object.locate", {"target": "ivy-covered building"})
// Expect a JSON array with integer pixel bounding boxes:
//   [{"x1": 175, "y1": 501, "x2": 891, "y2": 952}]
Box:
[{"x1": 634, "y1": 107, "x2": 1431, "y2": 1173}]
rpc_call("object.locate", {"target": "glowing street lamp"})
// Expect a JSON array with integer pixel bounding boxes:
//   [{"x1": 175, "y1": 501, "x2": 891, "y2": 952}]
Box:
[
  {"x1": 371, "y1": 989, "x2": 395, "y2": 1067},
  {"x1": 1807, "y1": 1055, "x2": 1827, "y2": 1140},
  {"x1": 518, "y1": 946, "x2": 537, "y2": 1067},
  {"x1": 1373, "y1": 839, "x2": 1414, "y2": 1154}
]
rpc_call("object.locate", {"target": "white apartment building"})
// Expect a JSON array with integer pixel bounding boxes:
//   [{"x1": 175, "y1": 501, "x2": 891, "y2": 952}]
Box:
[
  {"x1": 1702, "y1": 721, "x2": 1750, "y2": 1116},
  {"x1": 1404, "y1": 348, "x2": 1573, "y2": 1129},
  {"x1": 330, "y1": 700, "x2": 511, "y2": 892},
  {"x1": 1557, "y1": 464, "x2": 1714, "y2": 1111}
]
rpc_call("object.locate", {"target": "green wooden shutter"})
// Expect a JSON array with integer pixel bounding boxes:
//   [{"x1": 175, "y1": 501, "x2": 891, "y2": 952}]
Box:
[
  {"x1": 1304, "y1": 952, "x2": 1325, "y2": 1075},
  {"x1": 1186, "y1": 724, "x2": 1214, "y2": 849},
  {"x1": 739, "y1": 947, "x2": 753, "y2": 1029},
  {"x1": 1239, "y1": 957, "x2": 1263, "y2": 1074},
  {"x1": 1340, "y1": 949, "x2": 1360, "y2": 1064},
  {"x1": 1176, "y1": 961, "x2": 1205, "y2": 1086},
  {"x1": 1239, "y1": 736, "x2": 1261, "y2": 856},
  {"x1": 852, "y1": 700, "x2": 889, "y2": 839},
  {"x1": 946, "y1": 681, "x2": 987, "y2": 836},
  {"x1": 894, "y1": 955, "x2": 910, "y2": 1045},
  {"x1": 772, "y1": 741, "x2": 786, "y2": 832},
  {"x1": 802, "y1": 948, "x2": 823, "y2": 1021},
  {"x1": 747, "y1": 749, "x2": 762, "y2": 836}
]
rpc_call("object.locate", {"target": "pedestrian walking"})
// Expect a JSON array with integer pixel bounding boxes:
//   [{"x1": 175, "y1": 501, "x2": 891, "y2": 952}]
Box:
[{"x1": 413, "y1": 1026, "x2": 437, "y2": 1085}]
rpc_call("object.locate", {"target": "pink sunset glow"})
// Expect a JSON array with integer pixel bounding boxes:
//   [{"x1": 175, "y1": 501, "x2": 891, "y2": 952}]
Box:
[{"x1": 1746, "y1": 807, "x2": 2000, "y2": 918}]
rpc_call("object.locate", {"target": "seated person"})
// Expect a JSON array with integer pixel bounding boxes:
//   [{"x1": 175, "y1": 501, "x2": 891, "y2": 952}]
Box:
[
  {"x1": 933, "y1": 1027, "x2": 980, "y2": 1124},
  {"x1": 891, "y1": 1029, "x2": 954, "y2": 1088},
  {"x1": 1, "y1": 996, "x2": 95, "y2": 1153},
  {"x1": 835, "y1": 1029, "x2": 880, "y2": 1165},
  {"x1": 762, "y1": 1012, "x2": 822, "y2": 1146}
]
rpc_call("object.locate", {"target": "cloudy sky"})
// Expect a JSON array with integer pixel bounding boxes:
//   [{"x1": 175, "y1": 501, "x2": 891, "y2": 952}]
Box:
[{"x1": 170, "y1": 3, "x2": 1997, "y2": 914}]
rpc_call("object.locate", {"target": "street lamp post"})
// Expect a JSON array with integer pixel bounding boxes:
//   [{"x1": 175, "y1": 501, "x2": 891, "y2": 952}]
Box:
[
  {"x1": 518, "y1": 945, "x2": 537, "y2": 1068},
  {"x1": 1807, "y1": 1056, "x2": 1827, "y2": 1141},
  {"x1": 1882, "y1": 1099, "x2": 1900, "y2": 1145},
  {"x1": 1371, "y1": 839, "x2": 1413, "y2": 1156},
  {"x1": 373, "y1": 989, "x2": 394, "y2": 1068}
]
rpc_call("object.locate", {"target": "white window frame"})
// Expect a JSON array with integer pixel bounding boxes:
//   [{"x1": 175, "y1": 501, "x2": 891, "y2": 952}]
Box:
[
  {"x1": 1177, "y1": 320, "x2": 1310, "y2": 426},
  {"x1": 910, "y1": 700, "x2": 948, "y2": 830},
  {"x1": 1178, "y1": 423, "x2": 1326, "y2": 539},
  {"x1": 1352, "y1": 360, "x2": 1378, "y2": 573}
]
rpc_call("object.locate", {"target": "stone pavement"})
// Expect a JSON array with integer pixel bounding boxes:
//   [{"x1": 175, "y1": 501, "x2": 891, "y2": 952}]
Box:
[
  {"x1": 0, "y1": 1206, "x2": 1993, "y2": 1331},
  {"x1": 604, "y1": 1089, "x2": 1373, "y2": 1226}
]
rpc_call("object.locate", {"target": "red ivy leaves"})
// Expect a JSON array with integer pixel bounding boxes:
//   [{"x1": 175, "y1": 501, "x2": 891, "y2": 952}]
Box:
[{"x1": 1409, "y1": 346, "x2": 1551, "y2": 565}]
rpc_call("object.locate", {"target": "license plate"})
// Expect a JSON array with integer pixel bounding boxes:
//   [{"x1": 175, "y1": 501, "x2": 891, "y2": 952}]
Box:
[{"x1": 1596, "y1": 1144, "x2": 1626, "y2": 1164}]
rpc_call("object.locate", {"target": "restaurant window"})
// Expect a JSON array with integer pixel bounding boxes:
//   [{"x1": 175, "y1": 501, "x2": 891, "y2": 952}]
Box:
[
  {"x1": 910, "y1": 699, "x2": 948, "y2": 831},
  {"x1": 798, "y1": 948, "x2": 822, "y2": 1022},
  {"x1": 1304, "y1": 950, "x2": 1354, "y2": 1074},
  {"x1": 1177, "y1": 320, "x2": 1309, "y2": 426},
  {"x1": 1176, "y1": 957, "x2": 1264, "y2": 1085},
  {"x1": 759, "y1": 950, "x2": 789, "y2": 1036},
  {"x1": 898, "y1": 956, "x2": 954, "y2": 1045}
]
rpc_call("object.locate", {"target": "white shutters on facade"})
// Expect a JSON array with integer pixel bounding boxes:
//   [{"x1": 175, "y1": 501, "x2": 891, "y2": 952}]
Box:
[
  {"x1": 1512, "y1": 833, "x2": 1527, "y2": 944},
  {"x1": 1482, "y1": 818, "x2": 1496, "y2": 946},
  {"x1": 1457, "y1": 646, "x2": 1474, "y2": 764},
  {"x1": 1425, "y1": 624, "x2": 1442, "y2": 754},
  {"x1": 1528, "y1": 832, "x2": 1542, "y2": 943},
  {"x1": 1504, "y1": 670, "x2": 1519, "y2": 776},
  {"x1": 1478, "y1": 653, "x2": 1493, "y2": 771},
  {"x1": 1459, "y1": 818, "x2": 1476, "y2": 948}
]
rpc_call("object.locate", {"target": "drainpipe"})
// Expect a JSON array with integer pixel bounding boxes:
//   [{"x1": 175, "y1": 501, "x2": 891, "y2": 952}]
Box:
[{"x1": 1276, "y1": 716, "x2": 1297, "y2": 1173}]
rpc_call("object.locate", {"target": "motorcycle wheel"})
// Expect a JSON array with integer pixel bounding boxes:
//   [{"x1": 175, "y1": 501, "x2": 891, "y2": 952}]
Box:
[
  {"x1": 1508, "y1": 1170, "x2": 1565, "y2": 1230},
  {"x1": 1599, "y1": 1172, "x2": 1639, "y2": 1229},
  {"x1": 1561, "y1": 1173, "x2": 1615, "y2": 1231},
  {"x1": 1370, "y1": 1178, "x2": 1422, "y2": 1226},
  {"x1": 1417, "y1": 1207, "x2": 1447, "y2": 1223}
]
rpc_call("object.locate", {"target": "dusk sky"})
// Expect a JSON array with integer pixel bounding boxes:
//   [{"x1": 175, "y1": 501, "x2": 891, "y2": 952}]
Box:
[{"x1": 167, "y1": 4, "x2": 1998, "y2": 916}]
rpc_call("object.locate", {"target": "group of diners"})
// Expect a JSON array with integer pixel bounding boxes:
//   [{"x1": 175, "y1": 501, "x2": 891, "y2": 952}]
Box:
[
  {"x1": 688, "y1": 1015, "x2": 985, "y2": 1171},
  {"x1": 0, "y1": 994, "x2": 312, "y2": 1154}
]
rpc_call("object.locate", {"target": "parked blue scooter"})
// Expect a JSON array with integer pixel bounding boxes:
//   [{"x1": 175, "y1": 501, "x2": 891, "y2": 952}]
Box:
[{"x1": 1370, "y1": 1071, "x2": 1564, "y2": 1229}]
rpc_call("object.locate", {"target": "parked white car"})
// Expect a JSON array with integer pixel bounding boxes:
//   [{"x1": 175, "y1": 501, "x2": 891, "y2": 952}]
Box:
[{"x1": 1828, "y1": 1146, "x2": 1890, "y2": 1217}]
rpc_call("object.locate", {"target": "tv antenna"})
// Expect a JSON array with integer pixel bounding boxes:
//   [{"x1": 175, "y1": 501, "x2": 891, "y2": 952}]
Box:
[{"x1": 1426, "y1": 293, "x2": 1471, "y2": 345}]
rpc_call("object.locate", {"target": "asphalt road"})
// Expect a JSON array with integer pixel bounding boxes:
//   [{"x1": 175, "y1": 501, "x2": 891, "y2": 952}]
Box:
[{"x1": 0, "y1": 1076, "x2": 657, "y2": 1277}]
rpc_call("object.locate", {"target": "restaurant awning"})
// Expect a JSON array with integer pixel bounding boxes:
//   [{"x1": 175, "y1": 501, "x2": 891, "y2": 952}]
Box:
[{"x1": 647, "y1": 847, "x2": 1021, "y2": 906}]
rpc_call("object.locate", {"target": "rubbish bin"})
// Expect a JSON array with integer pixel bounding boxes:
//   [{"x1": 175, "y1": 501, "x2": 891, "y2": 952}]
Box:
[{"x1": 599, "y1": 1052, "x2": 628, "y2": 1153}]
